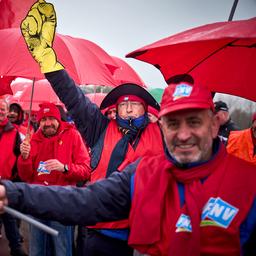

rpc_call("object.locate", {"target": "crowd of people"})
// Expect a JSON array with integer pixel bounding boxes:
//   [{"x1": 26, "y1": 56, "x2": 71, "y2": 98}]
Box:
[{"x1": 0, "y1": 1, "x2": 255, "y2": 256}]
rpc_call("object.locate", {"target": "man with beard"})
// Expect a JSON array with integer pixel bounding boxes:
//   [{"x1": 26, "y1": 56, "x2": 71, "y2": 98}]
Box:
[
  {"x1": 1, "y1": 77, "x2": 256, "y2": 255},
  {"x1": 18, "y1": 102, "x2": 91, "y2": 256},
  {"x1": 0, "y1": 99, "x2": 27, "y2": 256},
  {"x1": 19, "y1": 2, "x2": 164, "y2": 255}
]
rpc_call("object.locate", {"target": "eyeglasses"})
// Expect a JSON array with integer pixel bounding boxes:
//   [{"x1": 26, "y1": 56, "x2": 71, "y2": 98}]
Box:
[{"x1": 118, "y1": 101, "x2": 143, "y2": 109}]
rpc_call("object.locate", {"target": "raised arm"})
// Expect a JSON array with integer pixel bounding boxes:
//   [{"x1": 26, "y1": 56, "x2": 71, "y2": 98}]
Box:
[{"x1": 20, "y1": 0, "x2": 109, "y2": 147}]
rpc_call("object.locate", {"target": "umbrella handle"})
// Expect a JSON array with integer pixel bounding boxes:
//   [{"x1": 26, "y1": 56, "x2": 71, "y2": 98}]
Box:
[{"x1": 26, "y1": 78, "x2": 36, "y2": 138}]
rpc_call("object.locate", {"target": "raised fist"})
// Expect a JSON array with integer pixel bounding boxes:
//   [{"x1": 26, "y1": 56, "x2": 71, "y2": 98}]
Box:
[{"x1": 21, "y1": 0, "x2": 64, "y2": 73}]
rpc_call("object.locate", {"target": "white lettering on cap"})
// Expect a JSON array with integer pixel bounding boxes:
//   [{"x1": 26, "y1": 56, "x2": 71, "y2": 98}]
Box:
[
  {"x1": 173, "y1": 84, "x2": 193, "y2": 101},
  {"x1": 43, "y1": 108, "x2": 50, "y2": 113}
]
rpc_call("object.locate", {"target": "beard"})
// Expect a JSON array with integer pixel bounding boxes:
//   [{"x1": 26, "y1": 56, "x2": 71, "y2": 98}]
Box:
[{"x1": 42, "y1": 125, "x2": 58, "y2": 137}]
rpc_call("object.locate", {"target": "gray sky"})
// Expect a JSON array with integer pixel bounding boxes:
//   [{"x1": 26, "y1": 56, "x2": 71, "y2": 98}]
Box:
[{"x1": 50, "y1": 0, "x2": 256, "y2": 89}]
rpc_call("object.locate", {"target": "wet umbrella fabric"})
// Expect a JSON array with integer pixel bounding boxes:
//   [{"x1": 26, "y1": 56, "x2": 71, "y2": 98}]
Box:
[
  {"x1": 111, "y1": 56, "x2": 146, "y2": 88},
  {"x1": 0, "y1": 28, "x2": 117, "y2": 87},
  {"x1": 9, "y1": 79, "x2": 64, "y2": 111},
  {"x1": 127, "y1": 17, "x2": 256, "y2": 101}
]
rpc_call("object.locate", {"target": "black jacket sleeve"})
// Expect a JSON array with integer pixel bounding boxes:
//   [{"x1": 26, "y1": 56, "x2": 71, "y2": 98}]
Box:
[
  {"x1": 45, "y1": 70, "x2": 109, "y2": 148},
  {"x1": 3, "y1": 162, "x2": 138, "y2": 226}
]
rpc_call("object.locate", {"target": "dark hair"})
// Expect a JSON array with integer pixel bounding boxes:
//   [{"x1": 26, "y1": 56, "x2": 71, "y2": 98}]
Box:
[{"x1": 166, "y1": 74, "x2": 194, "y2": 85}]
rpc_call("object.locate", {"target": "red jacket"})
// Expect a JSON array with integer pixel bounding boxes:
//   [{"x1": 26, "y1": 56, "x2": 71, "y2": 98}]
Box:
[
  {"x1": 18, "y1": 122, "x2": 91, "y2": 186},
  {"x1": 0, "y1": 121, "x2": 19, "y2": 180},
  {"x1": 129, "y1": 150, "x2": 256, "y2": 256},
  {"x1": 91, "y1": 120, "x2": 164, "y2": 229}
]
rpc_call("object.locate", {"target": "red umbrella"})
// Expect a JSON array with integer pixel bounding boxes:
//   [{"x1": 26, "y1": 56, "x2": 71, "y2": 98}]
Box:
[
  {"x1": 126, "y1": 17, "x2": 256, "y2": 101},
  {"x1": 78, "y1": 39, "x2": 119, "y2": 75},
  {"x1": 0, "y1": 28, "x2": 118, "y2": 87},
  {"x1": 86, "y1": 92, "x2": 107, "y2": 107},
  {"x1": 8, "y1": 79, "x2": 64, "y2": 111},
  {"x1": 112, "y1": 56, "x2": 146, "y2": 88}
]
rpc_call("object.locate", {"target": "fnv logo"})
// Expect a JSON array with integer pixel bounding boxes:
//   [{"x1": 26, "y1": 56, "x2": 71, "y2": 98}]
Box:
[
  {"x1": 173, "y1": 83, "x2": 192, "y2": 101},
  {"x1": 201, "y1": 197, "x2": 239, "y2": 228},
  {"x1": 175, "y1": 214, "x2": 192, "y2": 232},
  {"x1": 175, "y1": 197, "x2": 238, "y2": 232}
]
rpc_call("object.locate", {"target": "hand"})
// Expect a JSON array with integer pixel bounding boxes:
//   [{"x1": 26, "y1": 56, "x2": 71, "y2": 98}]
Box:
[
  {"x1": 20, "y1": 140, "x2": 31, "y2": 160},
  {"x1": 20, "y1": 0, "x2": 64, "y2": 73},
  {"x1": 44, "y1": 159, "x2": 65, "y2": 173},
  {"x1": 0, "y1": 185, "x2": 8, "y2": 214}
]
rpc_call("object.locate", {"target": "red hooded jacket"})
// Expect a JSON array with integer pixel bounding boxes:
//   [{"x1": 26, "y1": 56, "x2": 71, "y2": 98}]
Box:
[{"x1": 18, "y1": 122, "x2": 91, "y2": 186}]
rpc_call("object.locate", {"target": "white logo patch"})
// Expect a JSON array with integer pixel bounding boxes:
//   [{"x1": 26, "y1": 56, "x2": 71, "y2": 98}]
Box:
[{"x1": 173, "y1": 84, "x2": 193, "y2": 101}]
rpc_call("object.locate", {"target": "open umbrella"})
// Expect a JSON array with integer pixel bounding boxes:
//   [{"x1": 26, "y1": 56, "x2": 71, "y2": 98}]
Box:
[
  {"x1": 112, "y1": 56, "x2": 146, "y2": 87},
  {"x1": 9, "y1": 79, "x2": 64, "y2": 111},
  {"x1": 126, "y1": 17, "x2": 256, "y2": 101},
  {"x1": 0, "y1": 28, "x2": 118, "y2": 87},
  {"x1": 86, "y1": 92, "x2": 107, "y2": 107}
]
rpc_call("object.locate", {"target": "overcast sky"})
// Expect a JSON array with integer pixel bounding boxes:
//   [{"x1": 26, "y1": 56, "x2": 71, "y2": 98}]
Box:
[{"x1": 50, "y1": 0, "x2": 256, "y2": 90}]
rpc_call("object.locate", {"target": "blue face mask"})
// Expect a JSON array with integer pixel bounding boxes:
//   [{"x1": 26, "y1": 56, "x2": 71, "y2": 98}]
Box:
[{"x1": 116, "y1": 113, "x2": 149, "y2": 130}]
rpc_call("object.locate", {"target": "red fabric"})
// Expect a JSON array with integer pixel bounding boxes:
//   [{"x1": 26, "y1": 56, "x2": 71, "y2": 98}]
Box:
[
  {"x1": 89, "y1": 120, "x2": 164, "y2": 230},
  {"x1": 129, "y1": 146, "x2": 256, "y2": 256},
  {"x1": 111, "y1": 56, "x2": 146, "y2": 87},
  {"x1": 9, "y1": 79, "x2": 64, "y2": 111},
  {"x1": 159, "y1": 81, "x2": 214, "y2": 117},
  {"x1": 148, "y1": 106, "x2": 159, "y2": 117},
  {"x1": 116, "y1": 94, "x2": 146, "y2": 109},
  {"x1": 0, "y1": 76, "x2": 15, "y2": 96},
  {"x1": 0, "y1": 121, "x2": 18, "y2": 179},
  {"x1": 37, "y1": 102, "x2": 61, "y2": 123},
  {"x1": 18, "y1": 122, "x2": 91, "y2": 186},
  {"x1": 0, "y1": 28, "x2": 118, "y2": 86},
  {"x1": 126, "y1": 18, "x2": 256, "y2": 102},
  {"x1": 0, "y1": 0, "x2": 36, "y2": 29},
  {"x1": 0, "y1": 118, "x2": 9, "y2": 128}
]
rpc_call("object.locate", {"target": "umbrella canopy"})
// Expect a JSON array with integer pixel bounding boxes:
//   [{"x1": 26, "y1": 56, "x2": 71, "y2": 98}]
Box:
[
  {"x1": 0, "y1": 28, "x2": 118, "y2": 87},
  {"x1": 86, "y1": 92, "x2": 107, "y2": 107},
  {"x1": 80, "y1": 40, "x2": 119, "y2": 75},
  {"x1": 111, "y1": 56, "x2": 146, "y2": 87},
  {"x1": 127, "y1": 17, "x2": 256, "y2": 102},
  {"x1": 8, "y1": 79, "x2": 64, "y2": 111}
]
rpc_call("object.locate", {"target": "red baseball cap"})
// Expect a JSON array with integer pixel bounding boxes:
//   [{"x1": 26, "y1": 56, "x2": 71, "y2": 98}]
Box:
[{"x1": 159, "y1": 82, "x2": 214, "y2": 117}]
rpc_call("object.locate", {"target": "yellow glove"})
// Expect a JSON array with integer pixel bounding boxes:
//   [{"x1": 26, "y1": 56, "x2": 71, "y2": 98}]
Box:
[{"x1": 21, "y1": 0, "x2": 64, "y2": 73}]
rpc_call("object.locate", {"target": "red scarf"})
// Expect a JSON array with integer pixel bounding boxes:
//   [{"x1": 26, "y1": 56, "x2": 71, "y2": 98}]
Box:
[
  {"x1": 129, "y1": 144, "x2": 227, "y2": 256},
  {"x1": 169, "y1": 147, "x2": 225, "y2": 256}
]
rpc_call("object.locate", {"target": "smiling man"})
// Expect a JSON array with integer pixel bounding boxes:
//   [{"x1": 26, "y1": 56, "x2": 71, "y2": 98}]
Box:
[
  {"x1": 0, "y1": 80, "x2": 256, "y2": 255},
  {"x1": 6, "y1": 1, "x2": 254, "y2": 255}
]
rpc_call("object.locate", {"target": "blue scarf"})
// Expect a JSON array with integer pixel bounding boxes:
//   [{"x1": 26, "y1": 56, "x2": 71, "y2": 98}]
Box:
[{"x1": 105, "y1": 114, "x2": 149, "y2": 177}]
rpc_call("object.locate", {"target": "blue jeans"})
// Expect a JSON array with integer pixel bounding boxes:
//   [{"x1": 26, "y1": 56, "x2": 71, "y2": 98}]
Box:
[
  {"x1": 1, "y1": 213, "x2": 22, "y2": 250},
  {"x1": 29, "y1": 218, "x2": 73, "y2": 256}
]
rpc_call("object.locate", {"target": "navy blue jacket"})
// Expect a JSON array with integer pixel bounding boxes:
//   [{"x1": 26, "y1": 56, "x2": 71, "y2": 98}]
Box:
[{"x1": 46, "y1": 70, "x2": 109, "y2": 149}]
